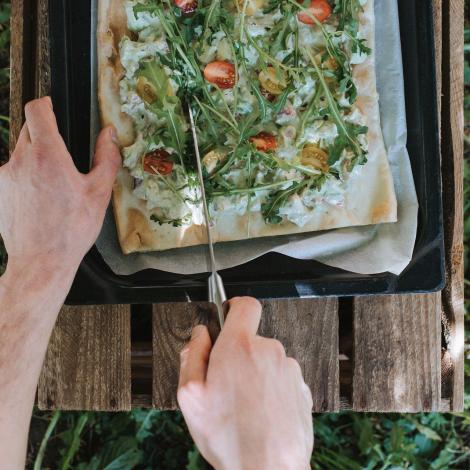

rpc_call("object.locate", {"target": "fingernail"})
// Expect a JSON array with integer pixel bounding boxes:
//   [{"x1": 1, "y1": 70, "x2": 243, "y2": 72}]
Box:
[
  {"x1": 191, "y1": 325, "x2": 205, "y2": 340},
  {"x1": 109, "y1": 127, "x2": 119, "y2": 145}
]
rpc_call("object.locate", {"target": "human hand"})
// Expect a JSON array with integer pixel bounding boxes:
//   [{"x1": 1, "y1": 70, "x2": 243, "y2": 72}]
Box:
[
  {"x1": 178, "y1": 297, "x2": 314, "y2": 470},
  {"x1": 0, "y1": 97, "x2": 121, "y2": 276}
]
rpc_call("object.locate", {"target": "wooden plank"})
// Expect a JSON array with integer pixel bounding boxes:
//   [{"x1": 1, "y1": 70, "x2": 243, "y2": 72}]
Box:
[
  {"x1": 9, "y1": 0, "x2": 29, "y2": 152},
  {"x1": 35, "y1": 0, "x2": 50, "y2": 97},
  {"x1": 152, "y1": 302, "x2": 213, "y2": 410},
  {"x1": 259, "y1": 299, "x2": 339, "y2": 412},
  {"x1": 153, "y1": 299, "x2": 339, "y2": 412},
  {"x1": 439, "y1": 0, "x2": 465, "y2": 411},
  {"x1": 353, "y1": 295, "x2": 441, "y2": 412},
  {"x1": 38, "y1": 306, "x2": 132, "y2": 411}
]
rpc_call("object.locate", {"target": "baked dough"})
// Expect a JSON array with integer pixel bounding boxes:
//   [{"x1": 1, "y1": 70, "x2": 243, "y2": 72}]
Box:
[{"x1": 98, "y1": 0, "x2": 397, "y2": 254}]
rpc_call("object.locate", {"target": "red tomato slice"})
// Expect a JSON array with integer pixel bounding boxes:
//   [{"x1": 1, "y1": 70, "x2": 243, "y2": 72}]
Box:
[
  {"x1": 204, "y1": 61, "x2": 237, "y2": 89},
  {"x1": 298, "y1": 0, "x2": 332, "y2": 25},
  {"x1": 174, "y1": 0, "x2": 198, "y2": 14},
  {"x1": 143, "y1": 149, "x2": 174, "y2": 176},
  {"x1": 250, "y1": 132, "x2": 277, "y2": 152}
]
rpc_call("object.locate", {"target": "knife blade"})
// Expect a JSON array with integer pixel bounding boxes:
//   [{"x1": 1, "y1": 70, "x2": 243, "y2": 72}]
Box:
[{"x1": 188, "y1": 105, "x2": 227, "y2": 328}]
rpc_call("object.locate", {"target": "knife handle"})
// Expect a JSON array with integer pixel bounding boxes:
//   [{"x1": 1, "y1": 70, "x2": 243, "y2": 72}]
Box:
[{"x1": 208, "y1": 272, "x2": 227, "y2": 328}]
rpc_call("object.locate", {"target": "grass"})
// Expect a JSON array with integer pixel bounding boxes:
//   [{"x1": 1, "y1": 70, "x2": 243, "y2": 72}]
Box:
[{"x1": 0, "y1": 1, "x2": 468, "y2": 468}]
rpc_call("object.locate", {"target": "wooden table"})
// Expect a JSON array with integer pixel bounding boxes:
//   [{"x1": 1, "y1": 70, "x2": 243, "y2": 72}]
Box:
[{"x1": 10, "y1": 0, "x2": 464, "y2": 412}]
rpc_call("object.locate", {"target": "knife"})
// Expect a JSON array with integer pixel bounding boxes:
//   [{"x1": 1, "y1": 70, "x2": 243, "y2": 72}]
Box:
[{"x1": 188, "y1": 105, "x2": 227, "y2": 328}]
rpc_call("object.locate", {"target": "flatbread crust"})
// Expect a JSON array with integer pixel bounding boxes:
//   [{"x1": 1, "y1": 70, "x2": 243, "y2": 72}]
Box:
[{"x1": 98, "y1": 0, "x2": 397, "y2": 254}]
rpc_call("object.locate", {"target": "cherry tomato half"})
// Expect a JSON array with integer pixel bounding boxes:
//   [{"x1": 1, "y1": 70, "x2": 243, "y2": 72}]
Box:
[
  {"x1": 298, "y1": 0, "x2": 332, "y2": 25},
  {"x1": 174, "y1": 0, "x2": 198, "y2": 14},
  {"x1": 250, "y1": 132, "x2": 277, "y2": 152},
  {"x1": 204, "y1": 61, "x2": 237, "y2": 89},
  {"x1": 143, "y1": 149, "x2": 174, "y2": 176}
]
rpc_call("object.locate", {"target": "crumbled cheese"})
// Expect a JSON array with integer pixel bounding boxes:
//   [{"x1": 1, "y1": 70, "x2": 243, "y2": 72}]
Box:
[
  {"x1": 302, "y1": 178, "x2": 345, "y2": 209},
  {"x1": 120, "y1": 37, "x2": 168, "y2": 79},
  {"x1": 302, "y1": 121, "x2": 339, "y2": 146},
  {"x1": 122, "y1": 132, "x2": 147, "y2": 171},
  {"x1": 350, "y1": 51, "x2": 368, "y2": 65},
  {"x1": 278, "y1": 194, "x2": 311, "y2": 227},
  {"x1": 125, "y1": 2, "x2": 161, "y2": 32},
  {"x1": 243, "y1": 45, "x2": 259, "y2": 67}
]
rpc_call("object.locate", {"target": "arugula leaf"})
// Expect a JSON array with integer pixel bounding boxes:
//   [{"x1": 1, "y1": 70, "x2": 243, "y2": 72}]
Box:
[
  {"x1": 328, "y1": 124, "x2": 368, "y2": 167},
  {"x1": 334, "y1": 0, "x2": 365, "y2": 35},
  {"x1": 137, "y1": 60, "x2": 169, "y2": 106},
  {"x1": 261, "y1": 180, "x2": 309, "y2": 224},
  {"x1": 150, "y1": 214, "x2": 192, "y2": 227},
  {"x1": 204, "y1": 0, "x2": 221, "y2": 31}
]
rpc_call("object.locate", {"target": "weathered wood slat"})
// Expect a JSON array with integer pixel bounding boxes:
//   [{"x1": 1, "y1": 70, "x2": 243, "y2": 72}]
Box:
[
  {"x1": 38, "y1": 306, "x2": 132, "y2": 411},
  {"x1": 152, "y1": 302, "x2": 217, "y2": 410},
  {"x1": 259, "y1": 299, "x2": 339, "y2": 412},
  {"x1": 440, "y1": 0, "x2": 465, "y2": 411},
  {"x1": 352, "y1": 295, "x2": 441, "y2": 412},
  {"x1": 9, "y1": 0, "x2": 28, "y2": 152},
  {"x1": 153, "y1": 299, "x2": 339, "y2": 412}
]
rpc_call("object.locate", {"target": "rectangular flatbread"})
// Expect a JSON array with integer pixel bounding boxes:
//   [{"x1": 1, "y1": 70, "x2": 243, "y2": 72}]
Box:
[{"x1": 98, "y1": 0, "x2": 397, "y2": 254}]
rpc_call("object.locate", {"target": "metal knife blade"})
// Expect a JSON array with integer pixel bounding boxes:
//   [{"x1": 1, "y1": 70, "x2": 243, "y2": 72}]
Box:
[{"x1": 188, "y1": 105, "x2": 227, "y2": 328}]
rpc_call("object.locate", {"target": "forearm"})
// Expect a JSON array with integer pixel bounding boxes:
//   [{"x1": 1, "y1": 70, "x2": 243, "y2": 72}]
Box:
[{"x1": 0, "y1": 258, "x2": 77, "y2": 469}]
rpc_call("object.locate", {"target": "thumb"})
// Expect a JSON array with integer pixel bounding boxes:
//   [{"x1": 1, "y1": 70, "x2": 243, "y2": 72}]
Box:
[
  {"x1": 88, "y1": 126, "x2": 121, "y2": 190},
  {"x1": 178, "y1": 325, "x2": 212, "y2": 390}
]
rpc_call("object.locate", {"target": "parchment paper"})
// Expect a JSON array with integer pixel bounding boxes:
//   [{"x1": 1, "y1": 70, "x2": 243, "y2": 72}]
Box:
[{"x1": 92, "y1": 0, "x2": 418, "y2": 276}]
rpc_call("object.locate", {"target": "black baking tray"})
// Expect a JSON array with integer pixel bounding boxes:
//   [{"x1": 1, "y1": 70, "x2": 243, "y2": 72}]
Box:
[{"x1": 49, "y1": 0, "x2": 445, "y2": 304}]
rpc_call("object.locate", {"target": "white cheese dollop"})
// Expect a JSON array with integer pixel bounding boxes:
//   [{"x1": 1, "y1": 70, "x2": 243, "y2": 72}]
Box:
[
  {"x1": 302, "y1": 177, "x2": 345, "y2": 209},
  {"x1": 278, "y1": 194, "x2": 312, "y2": 227},
  {"x1": 125, "y1": 2, "x2": 161, "y2": 32},
  {"x1": 122, "y1": 132, "x2": 147, "y2": 171},
  {"x1": 301, "y1": 121, "x2": 339, "y2": 146},
  {"x1": 350, "y1": 50, "x2": 368, "y2": 65},
  {"x1": 120, "y1": 37, "x2": 169, "y2": 79}
]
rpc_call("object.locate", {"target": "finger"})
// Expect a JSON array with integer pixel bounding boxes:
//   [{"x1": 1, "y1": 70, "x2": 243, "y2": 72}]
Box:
[
  {"x1": 9, "y1": 124, "x2": 32, "y2": 160},
  {"x1": 286, "y1": 357, "x2": 303, "y2": 377},
  {"x1": 255, "y1": 336, "x2": 287, "y2": 360},
  {"x1": 17, "y1": 123, "x2": 31, "y2": 146},
  {"x1": 221, "y1": 297, "x2": 262, "y2": 338},
  {"x1": 178, "y1": 325, "x2": 212, "y2": 390},
  {"x1": 302, "y1": 381, "x2": 313, "y2": 410},
  {"x1": 88, "y1": 126, "x2": 121, "y2": 190},
  {"x1": 24, "y1": 97, "x2": 60, "y2": 144}
]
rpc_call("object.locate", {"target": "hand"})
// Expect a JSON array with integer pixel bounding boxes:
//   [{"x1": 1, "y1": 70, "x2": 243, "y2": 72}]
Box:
[
  {"x1": 178, "y1": 297, "x2": 314, "y2": 470},
  {"x1": 0, "y1": 97, "x2": 121, "y2": 275}
]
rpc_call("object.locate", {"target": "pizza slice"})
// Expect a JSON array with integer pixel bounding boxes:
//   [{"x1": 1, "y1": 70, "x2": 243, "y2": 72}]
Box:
[{"x1": 98, "y1": 0, "x2": 397, "y2": 254}]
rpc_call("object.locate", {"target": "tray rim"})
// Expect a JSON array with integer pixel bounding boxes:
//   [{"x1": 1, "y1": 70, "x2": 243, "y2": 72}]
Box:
[{"x1": 48, "y1": 0, "x2": 445, "y2": 304}]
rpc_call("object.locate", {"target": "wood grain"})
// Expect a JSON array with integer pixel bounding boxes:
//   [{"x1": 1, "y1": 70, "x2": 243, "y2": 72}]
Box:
[
  {"x1": 352, "y1": 295, "x2": 441, "y2": 412},
  {"x1": 259, "y1": 299, "x2": 339, "y2": 412},
  {"x1": 152, "y1": 302, "x2": 218, "y2": 410},
  {"x1": 153, "y1": 299, "x2": 339, "y2": 411},
  {"x1": 9, "y1": 0, "x2": 28, "y2": 152},
  {"x1": 440, "y1": 0, "x2": 465, "y2": 411},
  {"x1": 38, "y1": 305, "x2": 132, "y2": 411},
  {"x1": 35, "y1": 0, "x2": 50, "y2": 96}
]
